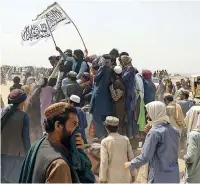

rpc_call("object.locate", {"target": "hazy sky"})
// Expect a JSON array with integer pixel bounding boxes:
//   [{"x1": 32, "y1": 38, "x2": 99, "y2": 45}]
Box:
[{"x1": 1, "y1": 0, "x2": 200, "y2": 73}]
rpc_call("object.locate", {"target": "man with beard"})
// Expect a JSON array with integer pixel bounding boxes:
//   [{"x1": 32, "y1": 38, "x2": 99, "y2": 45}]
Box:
[
  {"x1": 109, "y1": 66, "x2": 125, "y2": 135},
  {"x1": 19, "y1": 102, "x2": 95, "y2": 183}
]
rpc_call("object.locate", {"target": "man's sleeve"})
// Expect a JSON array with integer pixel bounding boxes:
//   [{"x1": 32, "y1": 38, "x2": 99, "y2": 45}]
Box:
[
  {"x1": 60, "y1": 52, "x2": 69, "y2": 62},
  {"x1": 46, "y1": 159, "x2": 72, "y2": 183},
  {"x1": 77, "y1": 62, "x2": 88, "y2": 79},
  {"x1": 99, "y1": 140, "x2": 108, "y2": 182},
  {"x1": 129, "y1": 131, "x2": 159, "y2": 169},
  {"x1": 184, "y1": 133, "x2": 198, "y2": 164}
]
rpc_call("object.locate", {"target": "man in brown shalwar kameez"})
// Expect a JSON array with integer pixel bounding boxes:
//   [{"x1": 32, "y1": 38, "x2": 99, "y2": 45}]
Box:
[{"x1": 109, "y1": 65, "x2": 126, "y2": 135}]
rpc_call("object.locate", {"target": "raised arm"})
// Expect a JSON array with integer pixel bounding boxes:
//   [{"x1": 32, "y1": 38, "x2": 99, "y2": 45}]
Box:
[
  {"x1": 56, "y1": 46, "x2": 69, "y2": 61},
  {"x1": 129, "y1": 130, "x2": 159, "y2": 169}
]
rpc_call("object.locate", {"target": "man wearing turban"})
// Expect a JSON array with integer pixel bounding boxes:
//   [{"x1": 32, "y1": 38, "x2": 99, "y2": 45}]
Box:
[
  {"x1": 120, "y1": 55, "x2": 138, "y2": 138},
  {"x1": 1, "y1": 89, "x2": 31, "y2": 183}
]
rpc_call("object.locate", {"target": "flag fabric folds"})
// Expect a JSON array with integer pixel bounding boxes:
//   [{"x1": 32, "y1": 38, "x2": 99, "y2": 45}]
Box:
[{"x1": 35, "y1": 2, "x2": 71, "y2": 32}]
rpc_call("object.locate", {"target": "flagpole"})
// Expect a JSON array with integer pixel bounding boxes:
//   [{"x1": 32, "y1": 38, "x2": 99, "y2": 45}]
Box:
[
  {"x1": 45, "y1": 19, "x2": 57, "y2": 47},
  {"x1": 69, "y1": 19, "x2": 87, "y2": 50},
  {"x1": 58, "y1": 5, "x2": 87, "y2": 50}
]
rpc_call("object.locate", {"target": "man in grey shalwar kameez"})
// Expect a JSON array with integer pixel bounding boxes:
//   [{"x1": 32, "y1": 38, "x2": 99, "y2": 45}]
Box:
[{"x1": 125, "y1": 101, "x2": 180, "y2": 183}]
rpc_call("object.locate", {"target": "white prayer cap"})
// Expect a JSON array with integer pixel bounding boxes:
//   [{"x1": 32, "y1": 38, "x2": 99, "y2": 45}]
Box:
[
  {"x1": 104, "y1": 116, "x2": 119, "y2": 126},
  {"x1": 70, "y1": 95, "x2": 80, "y2": 104},
  {"x1": 68, "y1": 71, "x2": 77, "y2": 78},
  {"x1": 114, "y1": 65, "x2": 122, "y2": 74}
]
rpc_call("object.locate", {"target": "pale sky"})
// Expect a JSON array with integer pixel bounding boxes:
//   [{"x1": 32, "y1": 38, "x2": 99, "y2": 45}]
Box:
[{"x1": 1, "y1": 0, "x2": 200, "y2": 73}]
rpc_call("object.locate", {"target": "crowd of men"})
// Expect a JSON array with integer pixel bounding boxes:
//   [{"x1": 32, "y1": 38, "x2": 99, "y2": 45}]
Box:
[
  {"x1": 1, "y1": 47, "x2": 200, "y2": 183},
  {"x1": 153, "y1": 69, "x2": 169, "y2": 79}
]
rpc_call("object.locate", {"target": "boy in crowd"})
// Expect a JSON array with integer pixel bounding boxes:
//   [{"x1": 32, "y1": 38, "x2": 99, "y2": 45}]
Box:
[{"x1": 99, "y1": 116, "x2": 137, "y2": 183}]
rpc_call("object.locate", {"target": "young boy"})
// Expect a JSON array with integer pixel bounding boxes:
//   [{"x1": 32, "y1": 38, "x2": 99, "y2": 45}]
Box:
[
  {"x1": 99, "y1": 116, "x2": 137, "y2": 183},
  {"x1": 69, "y1": 95, "x2": 88, "y2": 143}
]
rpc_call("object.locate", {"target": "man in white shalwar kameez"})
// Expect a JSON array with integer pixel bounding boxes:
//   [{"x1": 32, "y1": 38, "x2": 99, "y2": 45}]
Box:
[{"x1": 99, "y1": 116, "x2": 137, "y2": 183}]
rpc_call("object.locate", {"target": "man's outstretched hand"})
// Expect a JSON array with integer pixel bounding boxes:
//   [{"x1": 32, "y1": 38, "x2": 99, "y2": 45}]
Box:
[{"x1": 56, "y1": 46, "x2": 61, "y2": 52}]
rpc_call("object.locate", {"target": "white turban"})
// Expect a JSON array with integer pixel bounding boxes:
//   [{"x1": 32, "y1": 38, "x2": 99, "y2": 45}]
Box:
[{"x1": 114, "y1": 66, "x2": 122, "y2": 74}]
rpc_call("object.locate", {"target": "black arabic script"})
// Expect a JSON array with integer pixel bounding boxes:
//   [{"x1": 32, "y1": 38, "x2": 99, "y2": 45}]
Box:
[
  {"x1": 41, "y1": 7, "x2": 67, "y2": 30},
  {"x1": 21, "y1": 23, "x2": 51, "y2": 42}
]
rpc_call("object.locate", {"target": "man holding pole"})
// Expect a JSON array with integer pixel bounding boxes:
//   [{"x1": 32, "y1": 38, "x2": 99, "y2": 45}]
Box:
[{"x1": 56, "y1": 47, "x2": 89, "y2": 79}]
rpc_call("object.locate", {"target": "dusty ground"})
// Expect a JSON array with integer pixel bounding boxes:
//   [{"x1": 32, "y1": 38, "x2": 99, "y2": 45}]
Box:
[{"x1": 0, "y1": 81, "x2": 186, "y2": 182}]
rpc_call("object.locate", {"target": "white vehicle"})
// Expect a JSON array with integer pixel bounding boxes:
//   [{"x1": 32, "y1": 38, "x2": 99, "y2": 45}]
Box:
[{"x1": 152, "y1": 77, "x2": 160, "y2": 87}]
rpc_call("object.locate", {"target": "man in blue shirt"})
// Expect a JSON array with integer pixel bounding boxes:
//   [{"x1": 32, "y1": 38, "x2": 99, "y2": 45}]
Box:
[
  {"x1": 125, "y1": 101, "x2": 180, "y2": 183},
  {"x1": 69, "y1": 95, "x2": 88, "y2": 143}
]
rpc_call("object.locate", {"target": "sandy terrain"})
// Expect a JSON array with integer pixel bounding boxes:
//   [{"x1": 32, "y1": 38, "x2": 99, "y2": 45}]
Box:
[{"x1": 0, "y1": 81, "x2": 186, "y2": 182}]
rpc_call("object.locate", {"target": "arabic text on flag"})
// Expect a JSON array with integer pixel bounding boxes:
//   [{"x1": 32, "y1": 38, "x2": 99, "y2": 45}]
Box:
[
  {"x1": 35, "y1": 2, "x2": 70, "y2": 32},
  {"x1": 21, "y1": 19, "x2": 51, "y2": 45}
]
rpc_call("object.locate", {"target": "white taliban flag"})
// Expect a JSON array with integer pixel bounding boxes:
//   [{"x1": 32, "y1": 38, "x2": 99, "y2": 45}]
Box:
[
  {"x1": 21, "y1": 19, "x2": 51, "y2": 45},
  {"x1": 35, "y1": 2, "x2": 71, "y2": 32}
]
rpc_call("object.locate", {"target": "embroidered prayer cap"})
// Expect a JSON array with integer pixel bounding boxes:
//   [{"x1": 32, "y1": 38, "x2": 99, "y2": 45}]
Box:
[
  {"x1": 68, "y1": 71, "x2": 77, "y2": 78},
  {"x1": 70, "y1": 95, "x2": 80, "y2": 104},
  {"x1": 104, "y1": 116, "x2": 119, "y2": 126},
  {"x1": 114, "y1": 66, "x2": 122, "y2": 74},
  {"x1": 44, "y1": 102, "x2": 69, "y2": 119},
  {"x1": 8, "y1": 89, "x2": 27, "y2": 105}
]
